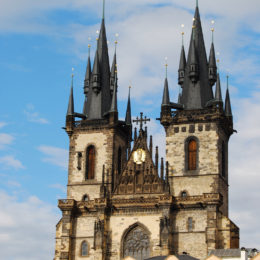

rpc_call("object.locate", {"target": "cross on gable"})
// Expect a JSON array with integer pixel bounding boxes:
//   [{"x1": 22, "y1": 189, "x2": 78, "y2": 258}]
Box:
[{"x1": 133, "y1": 112, "x2": 150, "y2": 131}]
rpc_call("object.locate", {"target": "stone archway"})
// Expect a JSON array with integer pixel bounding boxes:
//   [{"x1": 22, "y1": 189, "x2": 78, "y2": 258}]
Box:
[{"x1": 122, "y1": 224, "x2": 150, "y2": 260}]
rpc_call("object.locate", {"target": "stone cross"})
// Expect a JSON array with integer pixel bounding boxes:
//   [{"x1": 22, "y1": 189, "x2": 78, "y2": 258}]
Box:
[{"x1": 133, "y1": 112, "x2": 150, "y2": 131}]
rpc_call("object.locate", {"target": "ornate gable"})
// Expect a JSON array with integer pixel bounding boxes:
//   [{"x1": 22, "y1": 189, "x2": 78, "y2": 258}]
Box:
[{"x1": 114, "y1": 113, "x2": 169, "y2": 195}]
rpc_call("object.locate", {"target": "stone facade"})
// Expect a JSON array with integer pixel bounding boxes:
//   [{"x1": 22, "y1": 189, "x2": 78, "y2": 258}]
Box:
[{"x1": 54, "y1": 3, "x2": 240, "y2": 260}]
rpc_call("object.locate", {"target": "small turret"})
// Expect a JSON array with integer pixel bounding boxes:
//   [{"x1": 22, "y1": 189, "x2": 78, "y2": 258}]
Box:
[
  {"x1": 66, "y1": 73, "x2": 75, "y2": 136},
  {"x1": 209, "y1": 43, "x2": 217, "y2": 86},
  {"x1": 161, "y1": 78, "x2": 170, "y2": 107},
  {"x1": 125, "y1": 87, "x2": 132, "y2": 125},
  {"x1": 189, "y1": 39, "x2": 199, "y2": 83},
  {"x1": 178, "y1": 46, "x2": 186, "y2": 86},
  {"x1": 82, "y1": 96, "x2": 87, "y2": 117},
  {"x1": 215, "y1": 73, "x2": 223, "y2": 103},
  {"x1": 109, "y1": 70, "x2": 118, "y2": 123},
  {"x1": 225, "y1": 77, "x2": 232, "y2": 117},
  {"x1": 92, "y1": 50, "x2": 101, "y2": 94},
  {"x1": 84, "y1": 46, "x2": 91, "y2": 96},
  {"x1": 110, "y1": 51, "x2": 117, "y2": 96}
]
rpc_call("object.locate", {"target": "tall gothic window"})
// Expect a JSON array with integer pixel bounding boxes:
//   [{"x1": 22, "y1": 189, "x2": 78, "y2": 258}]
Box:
[
  {"x1": 118, "y1": 147, "x2": 122, "y2": 175},
  {"x1": 188, "y1": 217, "x2": 193, "y2": 232},
  {"x1": 188, "y1": 139, "x2": 197, "y2": 171},
  {"x1": 123, "y1": 225, "x2": 150, "y2": 260},
  {"x1": 222, "y1": 141, "x2": 226, "y2": 177},
  {"x1": 81, "y1": 241, "x2": 88, "y2": 256},
  {"x1": 86, "y1": 145, "x2": 95, "y2": 180}
]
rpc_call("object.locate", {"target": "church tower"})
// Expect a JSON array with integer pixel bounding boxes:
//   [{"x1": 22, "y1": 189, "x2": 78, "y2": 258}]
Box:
[
  {"x1": 160, "y1": 3, "x2": 239, "y2": 258},
  {"x1": 54, "y1": 2, "x2": 239, "y2": 260}
]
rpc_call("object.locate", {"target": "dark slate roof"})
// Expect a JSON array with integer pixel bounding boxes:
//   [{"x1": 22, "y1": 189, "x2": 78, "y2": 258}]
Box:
[
  {"x1": 66, "y1": 78, "x2": 74, "y2": 116},
  {"x1": 209, "y1": 249, "x2": 241, "y2": 257},
  {"x1": 180, "y1": 6, "x2": 214, "y2": 110},
  {"x1": 162, "y1": 78, "x2": 170, "y2": 106},
  {"x1": 125, "y1": 88, "x2": 132, "y2": 125},
  {"x1": 145, "y1": 255, "x2": 199, "y2": 260}
]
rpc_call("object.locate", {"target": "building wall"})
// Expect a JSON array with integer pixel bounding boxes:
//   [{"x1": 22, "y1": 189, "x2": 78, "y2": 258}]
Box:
[{"x1": 166, "y1": 122, "x2": 228, "y2": 215}]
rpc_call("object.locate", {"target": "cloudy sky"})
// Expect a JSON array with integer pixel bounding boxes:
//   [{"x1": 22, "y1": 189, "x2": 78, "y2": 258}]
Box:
[{"x1": 0, "y1": 0, "x2": 260, "y2": 259}]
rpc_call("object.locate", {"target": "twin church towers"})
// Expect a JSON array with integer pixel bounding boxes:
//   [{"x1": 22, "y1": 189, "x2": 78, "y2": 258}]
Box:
[{"x1": 54, "y1": 2, "x2": 239, "y2": 260}]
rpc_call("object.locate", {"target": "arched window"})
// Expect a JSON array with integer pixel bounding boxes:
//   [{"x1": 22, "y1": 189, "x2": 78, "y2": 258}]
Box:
[
  {"x1": 123, "y1": 225, "x2": 150, "y2": 260},
  {"x1": 222, "y1": 141, "x2": 226, "y2": 177},
  {"x1": 118, "y1": 147, "x2": 122, "y2": 175},
  {"x1": 86, "y1": 146, "x2": 95, "y2": 180},
  {"x1": 81, "y1": 241, "x2": 88, "y2": 256},
  {"x1": 181, "y1": 191, "x2": 187, "y2": 198},
  {"x1": 188, "y1": 139, "x2": 197, "y2": 171},
  {"x1": 82, "y1": 194, "x2": 89, "y2": 202}
]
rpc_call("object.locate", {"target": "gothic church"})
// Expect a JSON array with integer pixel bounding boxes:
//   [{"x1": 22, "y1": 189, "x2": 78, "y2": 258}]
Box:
[{"x1": 54, "y1": 2, "x2": 239, "y2": 260}]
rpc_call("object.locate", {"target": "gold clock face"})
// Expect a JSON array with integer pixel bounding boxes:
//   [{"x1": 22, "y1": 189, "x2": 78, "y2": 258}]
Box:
[{"x1": 133, "y1": 149, "x2": 146, "y2": 164}]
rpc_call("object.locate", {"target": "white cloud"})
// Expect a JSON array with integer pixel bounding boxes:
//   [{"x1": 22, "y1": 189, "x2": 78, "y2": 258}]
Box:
[
  {"x1": 0, "y1": 133, "x2": 14, "y2": 150},
  {"x1": 0, "y1": 156, "x2": 24, "y2": 170},
  {"x1": 0, "y1": 122, "x2": 7, "y2": 129},
  {"x1": 38, "y1": 145, "x2": 68, "y2": 170},
  {"x1": 24, "y1": 104, "x2": 49, "y2": 124},
  {"x1": 0, "y1": 190, "x2": 59, "y2": 260},
  {"x1": 49, "y1": 183, "x2": 66, "y2": 193},
  {"x1": 228, "y1": 93, "x2": 260, "y2": 249}
]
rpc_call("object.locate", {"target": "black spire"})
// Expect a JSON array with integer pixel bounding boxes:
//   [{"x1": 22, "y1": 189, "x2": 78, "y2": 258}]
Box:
[
  {"x1": 178, "y1": 46, "x2": 186, "y2": 86},
  {"x1": 209, "y1": 43, "x2": 217, "y2": 86},
  {"x1": 162, "y1": 78, "x2": 170, "y2": 106},
  {"x1": 110, "y1": 71, "x2": 118, "y2": 113},
  {"x1": 110, "y1": 51, "x2": 117, "y2": 96},
  {"x1": 225, "y1": 77, "x2": 232, "y2": 117},
  {"x1": 189, "y1": 39, "x2": 199, "y2": 83},
  {"x1": 92, "y1": 50, "x2": 101, "y2": 94},
  {"x1": 84, "y1": 2, "x2": 111, "y2": 120},
  {"x1": 67, "y1": 75, "x2": 74, "y2": 116},
  {"x1": 125, "y1": 87, "x2": 132, "y2": 125},
  {"x1": 84, "y1": 50, "x2": 91, "y2": 96},
  {"x1": 83, "y1": 96, "x2": 87, "y2": 116},
  {"x1": 181, "y1": 6, "x2": 214, "y2": 109},
  {"x1": 215, "y1": 73, "x2": 223, "y2": 103}
]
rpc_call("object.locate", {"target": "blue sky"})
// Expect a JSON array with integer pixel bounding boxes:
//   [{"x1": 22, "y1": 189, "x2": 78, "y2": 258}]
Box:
[{"x1": 0, "y1": 0, "x2": 260, "y2": 259}]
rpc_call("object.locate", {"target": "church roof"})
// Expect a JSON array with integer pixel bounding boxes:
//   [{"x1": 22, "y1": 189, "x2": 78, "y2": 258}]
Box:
[
  {"x1": 209, "y1": 249, "x2": 241, "y2": 257},
  {"x1": 145, "y1": 255, "x2": 199, "y2": 260}
]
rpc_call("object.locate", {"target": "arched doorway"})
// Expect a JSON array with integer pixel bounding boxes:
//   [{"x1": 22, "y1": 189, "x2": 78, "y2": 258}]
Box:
[{"x1": 123, "y1": 224, "x2": 150, "y2": 260}]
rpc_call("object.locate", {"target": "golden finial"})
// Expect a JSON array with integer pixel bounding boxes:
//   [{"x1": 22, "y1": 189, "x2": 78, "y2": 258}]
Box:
[
  {"x1": 115, "y1": 33, "x2": 119, "y2": 46},
  {"x1": 181, "y1": 24, "x2": 185, "y2": 45},
  {"x1": 72, "y1": 67, "x2": 75, "y2": 78},
  {"x1": 211, "y1": 20, "x2": 215, "y2": 43},
  {"x1": 165, "y1": 57, "x2": 168, "y2": 78},
  {"x1": 88, "y1": 37, "x2": 91, "y2": 56},
  {"x1": 96, "y1": 30, "x2": 99, "y2": 41}
]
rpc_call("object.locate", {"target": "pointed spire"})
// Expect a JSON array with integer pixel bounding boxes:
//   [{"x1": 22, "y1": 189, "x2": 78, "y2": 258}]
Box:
[
  {"x1": 84, "y1": 45, "x2": 92, "y2": 96},
  {"x1": 92, "y1": 50, "x2": 101, "y2": 94},
  {"x1": 67, "y1": 73, "x2": 74, "y2": 116},
  {"x1": 178, "y1": 46, "x2": 186, "y2": 86},
  {"x1": 110, "y1": 50, "x2": 117, "y2": 95},
  {"x1": 180, "y1": 4, "x2": 214, "y2": 109},
  {"x1": 215, "y1": 73, "x2": 223, "y2": 103},
  {"x1": 225, "y1": 76, "x2": 232, "y2": 117},
  {"x1": 125, "y1": 87, "x2": 132, "y2": 125},
  {"x1": 110, "y1": 71, "x2": 118, "y2": 113},
  {"x1": 209, "y1": 43, "x2": 217, "y2": 86},
  {"x1": 83, "y1": 96, "x2": 87, "y2": 116},
  {"x1": 162, "y1": 78, "x2": 170, "y2": 106}
]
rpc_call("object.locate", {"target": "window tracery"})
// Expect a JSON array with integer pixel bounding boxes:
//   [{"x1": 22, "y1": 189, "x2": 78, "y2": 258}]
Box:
[{"x1": 123, "y1": 226, "x2": 150, "y2": 260}]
